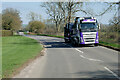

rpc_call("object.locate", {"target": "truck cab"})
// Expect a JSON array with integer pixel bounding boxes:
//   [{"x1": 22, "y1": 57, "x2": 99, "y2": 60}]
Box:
[{"x1": 64, "y1": 17, "x2": 100, "y2": 46}]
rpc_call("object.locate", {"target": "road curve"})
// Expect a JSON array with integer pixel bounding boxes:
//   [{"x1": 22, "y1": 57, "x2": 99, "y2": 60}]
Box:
[{"x1": 14, "y1": 35, "x2": 119, "y2": 79}]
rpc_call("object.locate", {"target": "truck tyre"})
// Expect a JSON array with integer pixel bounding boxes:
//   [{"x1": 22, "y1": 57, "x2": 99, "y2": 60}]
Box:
[
  {"x1": 65, "y1": 39, "x2": 69, "y2": 43},
  {"x1": 94, "y1": 43, "x2": 98, "y2": 46},
  {"x1": 71, "y1": 39, "x2": 75, "y2": 46},
  {"x1": 71, "y1": 38, "x2": 79, "y2": 47}
]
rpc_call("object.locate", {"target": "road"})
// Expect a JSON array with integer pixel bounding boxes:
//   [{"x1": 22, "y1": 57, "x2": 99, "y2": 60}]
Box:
[{"x1": 14, "y1": 35, "x2": 119, "y2": 79}]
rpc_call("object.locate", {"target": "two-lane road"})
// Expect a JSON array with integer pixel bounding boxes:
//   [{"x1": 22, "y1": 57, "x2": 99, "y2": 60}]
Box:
[{"x1": 14, "y1": 35, "x2": 119, "y2": 79}]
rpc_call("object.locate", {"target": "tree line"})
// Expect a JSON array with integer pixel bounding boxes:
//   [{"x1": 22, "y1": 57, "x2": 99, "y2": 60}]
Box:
[
  {"x1": 2, "y1": 2, "x2": 119, "y2": 35},
  {"x1": 41, "y1": 2, "x2": 119, "y2": 32},
  {"x1": 2, "y1": 8, "x2": 46, "y2": 34}
]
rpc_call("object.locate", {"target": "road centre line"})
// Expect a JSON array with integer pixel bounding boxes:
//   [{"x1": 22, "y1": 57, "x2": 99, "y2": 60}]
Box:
[
  {"x1": 80, "y1": 55, "x2": 103, "y2": 62},
  {"x1": 75, "y1": 48, "x2": 84, "y2": 53},
  {"x1": 62, "y1": 43, "x2": 84, "y2": 53},
  {"x1": 62, "y1": 43, "x2": 103, "y2": 62},
  {"x1": 104, "y1": 67, "x2": 120, "y2": 79},
  {"x1": 53, "y1": 42, "x2": 104, "y2": 62}
]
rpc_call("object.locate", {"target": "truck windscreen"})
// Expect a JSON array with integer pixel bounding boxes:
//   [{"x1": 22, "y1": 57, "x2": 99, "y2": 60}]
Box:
[{"x1": 80, "y1": 23, "x2": 98, "y2": 32}]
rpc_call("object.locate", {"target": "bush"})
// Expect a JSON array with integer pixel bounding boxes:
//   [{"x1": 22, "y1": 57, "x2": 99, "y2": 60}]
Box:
[
  {"x1": 2, "y1": 8, "x2": 22, "y2": 31},
  {"x1": 1, "y1": 30, "x2": 13, "y2": 36},
  {"x1": 99, "y1": 24, "x2": 119, "y2": 44},
  {"x1": 28, "y1": 21, "x2": 45, "y2": 34}
]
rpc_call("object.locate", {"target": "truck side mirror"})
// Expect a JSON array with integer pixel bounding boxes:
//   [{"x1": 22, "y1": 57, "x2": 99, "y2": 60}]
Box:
[
  {"x1": 98, "y1": 24, "x2": 100, "y2": 30},
  {"x1": 79, "y1": 29, "x2": 81, "y2": 32}
]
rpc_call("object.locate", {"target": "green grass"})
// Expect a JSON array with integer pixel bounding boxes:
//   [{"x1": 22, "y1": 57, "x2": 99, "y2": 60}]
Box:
[
  {"x1": 99, "y1": 41, "x2": 120, "y2": 49},
  {"x1": 2, "y1": 36, "x2": 43, "y2": 78}
]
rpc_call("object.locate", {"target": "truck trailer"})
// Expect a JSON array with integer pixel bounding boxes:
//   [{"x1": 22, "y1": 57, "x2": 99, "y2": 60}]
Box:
[{"x1": 64, "y1": 17, "x2": 100, "y2": 46}]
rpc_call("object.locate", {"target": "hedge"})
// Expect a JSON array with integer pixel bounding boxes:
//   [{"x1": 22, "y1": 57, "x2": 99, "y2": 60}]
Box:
[{"x1": 0, "y1": 30, "x2": 13, "y2": 36}]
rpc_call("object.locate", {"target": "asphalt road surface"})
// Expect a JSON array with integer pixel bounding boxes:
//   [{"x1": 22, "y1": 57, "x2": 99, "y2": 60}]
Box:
[{"x1": 14, "y1": 35, "x2": 119, "y2": 79}]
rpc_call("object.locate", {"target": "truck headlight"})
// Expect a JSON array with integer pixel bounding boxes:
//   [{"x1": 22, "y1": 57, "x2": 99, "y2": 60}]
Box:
[
  {"x1": 96, "y1": 36, "x2": 99, "y2": 42},
  {"x1": 96, "y1": 39, "x2": 98, "y2": 42},
  {"x1": 81, "y1": 37, "x2": 83, "y2": 42}
]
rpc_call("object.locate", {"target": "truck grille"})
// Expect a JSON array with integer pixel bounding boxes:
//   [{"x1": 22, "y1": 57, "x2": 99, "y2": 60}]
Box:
[
  {"x1": 85, "y1": 40, "x2": 94, "y2": 42},
  {"x1": 82, "y1": 32, "x2": 97, "y2": 44},
  {"x1": 84, "y1": 38, "x2": 95, "y2": 39},
  {"x1": 84, "y1": 38, "x2": 95, "y2": 42}
]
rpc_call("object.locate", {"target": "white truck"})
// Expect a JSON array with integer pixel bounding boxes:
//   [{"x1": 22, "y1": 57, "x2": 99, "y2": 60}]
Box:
[{"x1": 64, "y1": 17, "x2": 100, "y2": 46}]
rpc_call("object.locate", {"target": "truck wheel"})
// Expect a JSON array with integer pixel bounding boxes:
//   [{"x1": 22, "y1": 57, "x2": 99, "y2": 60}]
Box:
[
  {"x1": 65, "y1": 39, "x2": 69, "y2": 43},
  {"x1": 72, "y1": 40, "x2": 78, "y2": 47},
  {"x1": 71, "y1": 39, "x2": 75, "y2": 46},
  {"x1": 75, "y1": 43, "x2": 79, "y2": 47},
  {"x1": 71, "y1": 38, "x2": 79, "y2": 47},
  {"x1": 94, "y1": 43, "x2": 98, "y2": 46}
]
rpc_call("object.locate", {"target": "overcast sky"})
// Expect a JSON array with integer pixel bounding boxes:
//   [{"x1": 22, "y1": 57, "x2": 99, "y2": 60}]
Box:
[{"x1": 2, "y1": 2, "x2": 119, "y2": 24}]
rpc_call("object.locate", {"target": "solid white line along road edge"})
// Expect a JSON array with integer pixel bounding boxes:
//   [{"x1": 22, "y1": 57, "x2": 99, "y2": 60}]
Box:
[
  {"x1": 80, "y1": 55, "x2": 103, "y2": 62},
  {"x1": 104, "y1": 67, "x2": 120, "y2": 79}
]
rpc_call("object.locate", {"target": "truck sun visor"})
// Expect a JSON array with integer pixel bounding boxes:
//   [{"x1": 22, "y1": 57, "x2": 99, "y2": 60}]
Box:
[{"x1": 82, "y1": 19, "x2": 96, "y2": 23}]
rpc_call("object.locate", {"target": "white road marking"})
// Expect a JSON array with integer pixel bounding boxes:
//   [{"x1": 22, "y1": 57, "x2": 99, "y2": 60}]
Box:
[
  {"x1": 75, "y1": 48, "x2": 84, "y2": 53},
  {"x1": 80, "y1": 55, "x2": 86, "y2": 58},
  {"x1": 80, "y1": 55, "x2": 103, "y2": 62},
  {"x1": 88, "y1": 58, "x2": 103, "y2": 62},
  {"x1": 104, "y1": 67, "x2": 120, "y2": 79},
  {"x1": 99, "y1": 46, "x2": 118, "y2": 53},
  {"x1": 75, "y1": 47, "x2": 103, "y2": 62},
  {"x1": 44, "y1": 45, "x2": 51, "y2": 47}
]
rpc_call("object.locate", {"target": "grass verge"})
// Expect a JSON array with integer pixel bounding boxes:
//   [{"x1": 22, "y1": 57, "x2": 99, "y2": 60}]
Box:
[
  {"x1": 2, "y1": 35, "x2": 43, "y2": 78},
  {"x1": 99, "y1": 41, "x2": 120, "y2": 50}
]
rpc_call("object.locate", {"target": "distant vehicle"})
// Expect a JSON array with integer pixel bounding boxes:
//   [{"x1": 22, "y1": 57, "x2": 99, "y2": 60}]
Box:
[
  {"x1": 18, "y1": 30, "x2": 24, "y2": 35},
  {"x1": 26, "y1": 31, "x2": 29, "y2": 33},
  {"x1": 64, "y1": 17, "x2": 100, "y2": 46}
]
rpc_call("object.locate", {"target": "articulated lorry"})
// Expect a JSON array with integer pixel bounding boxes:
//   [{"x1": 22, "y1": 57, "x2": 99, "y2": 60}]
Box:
[{"x1": 64, "y1": 17, "x2": 100, "y2": 46}]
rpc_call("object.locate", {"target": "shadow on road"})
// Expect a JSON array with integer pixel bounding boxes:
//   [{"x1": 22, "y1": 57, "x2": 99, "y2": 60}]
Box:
[
  {"x1": 70, "y1": 70, "x2": 119, "y2": 80},
  {"x1": 43, "y1": 41, "x2": 96, "y2": 48},
  {"x1": 67, "y1": 62, "x2": 119, "y2": 80},
  {"x1": 43, "y1": 42, "x2": 71, "y2": 48}
]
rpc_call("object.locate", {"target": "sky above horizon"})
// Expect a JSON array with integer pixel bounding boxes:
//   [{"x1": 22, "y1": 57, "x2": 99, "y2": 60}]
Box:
[{"x1": 2, "y1": 2, "x2": 119, "y2": 24}]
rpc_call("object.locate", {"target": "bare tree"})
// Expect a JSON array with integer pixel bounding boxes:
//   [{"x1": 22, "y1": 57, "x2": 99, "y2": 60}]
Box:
[
  {"x1": 91, "y1": 2, "x2": 119, "y2": 16},
  {"x1": 110, "y1": 17, "x2": 120, "y2": 25},
  {"x1": 41, "y1": 2, "x2": 64, "y2": 32},
  {"x1": 41, "y1": 2, "x2": 85, "y2": 32},
  {"x1": 41, "y1": 1, "x2": 119, "y2": 32},
  {"x1": 28, "y1": 11, "x2": 42, "y2": 21},
  {"x1": 57, "y1": 2, "x2": 85, "y2": 23}
]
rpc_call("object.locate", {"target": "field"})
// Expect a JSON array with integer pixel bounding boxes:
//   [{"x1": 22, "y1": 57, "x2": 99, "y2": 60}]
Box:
[{"x1": 2, "y1": 36, "x2": 43, "y2": 78}]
